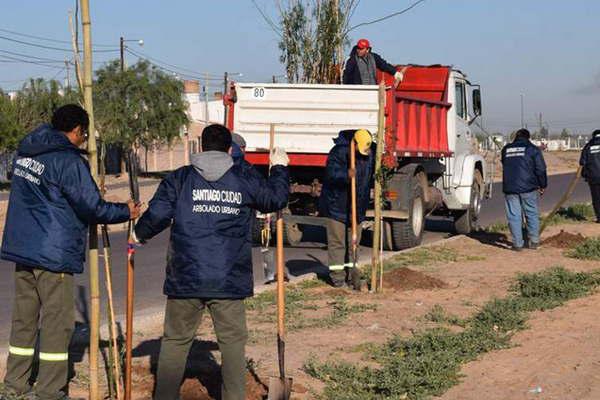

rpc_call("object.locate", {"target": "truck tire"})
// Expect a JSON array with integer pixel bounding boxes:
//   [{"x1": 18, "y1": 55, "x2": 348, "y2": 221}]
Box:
[
  {"x1": 390, "y1": 179, "x2": 425, "y2": 250},
  {"x1": 454, "y1": 170, "x2": 483, "y2": 234}
]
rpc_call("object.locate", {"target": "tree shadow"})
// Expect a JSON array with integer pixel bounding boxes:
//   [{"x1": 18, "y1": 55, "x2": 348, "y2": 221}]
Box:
[
  {"x1": 467, "y1": 230, "x2": 512, "y2": 249},
  {"x1": 133, "y1": 338, "x2": 222, "y2": 399}
]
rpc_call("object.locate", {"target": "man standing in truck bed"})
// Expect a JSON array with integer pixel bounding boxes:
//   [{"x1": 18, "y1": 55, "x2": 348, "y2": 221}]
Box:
[{"x1": 343, "y1": 38, "x2": 405, "y2": 85}]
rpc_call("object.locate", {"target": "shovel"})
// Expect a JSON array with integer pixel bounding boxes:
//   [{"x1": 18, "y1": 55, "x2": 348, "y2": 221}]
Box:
[
  {"x1": 349, "y1": 139, "x2": 363, "y2": 290},
  {"x1": 268, "y1": 211, "x2": 293, "y2": 399},
  {"x1": 268, "y1": 123, "x2": 293, "y2": 399}
]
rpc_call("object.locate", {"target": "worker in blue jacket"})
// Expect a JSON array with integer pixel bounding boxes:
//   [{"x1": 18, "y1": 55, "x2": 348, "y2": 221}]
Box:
[
  {"x1": 343, "y1": 38, "x2": 405, "y2": 85},
  {"x1": 134, "y1": 124, "x2": 289, "y2": 400},
  {"x1": 501, "y1": 128, "x2": 547, "y2": 251},
  {"x1": 319, "y1": 129, "x2": 374, "y2": 287},
  {"x1": 0, "y1": 104, "x2": 139, "y2": 400},
  {"x1": 579, "y1": 129, "x2": 600, "y2": 222}
]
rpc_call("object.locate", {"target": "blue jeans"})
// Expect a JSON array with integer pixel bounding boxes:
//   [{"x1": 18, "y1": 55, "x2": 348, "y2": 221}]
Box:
[{"x1": 504, "y1": 190, "x2": 540, "y2": 248}]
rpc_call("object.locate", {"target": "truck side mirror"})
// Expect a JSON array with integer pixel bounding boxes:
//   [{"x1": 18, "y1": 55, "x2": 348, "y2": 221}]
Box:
[{"x1": 473, "y1": 88, "x2": 482, "y2": 116}]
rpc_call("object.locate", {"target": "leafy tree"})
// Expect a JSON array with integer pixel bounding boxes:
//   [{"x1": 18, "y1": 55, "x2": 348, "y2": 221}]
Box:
[
  {"x1": 560, "y1": 128, "x2": 570, "y2": 139},
  {"x1": 94, "y1": 60, "x2": 189, "y2": 164},
  {"x1": 277, "y1": 0, "x2": 358, "y2": 83},
  {"x1": 0, "y1": 80, "x2": 79, "y2": 153},
  {"x1": 13, "y1": 78, "x2": 80, "y2": 133},
  {"x1": 0, "y1": 91, "x2": 23, "y2": 152}
]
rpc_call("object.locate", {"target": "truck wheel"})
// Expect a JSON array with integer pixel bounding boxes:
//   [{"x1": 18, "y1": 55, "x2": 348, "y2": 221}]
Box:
[
  {"x1": 390, "y1": 181, "x2": 425, "y2": 250},
  {"x1": 454, "y1": 170, "x2": 483, "y2": 234}
]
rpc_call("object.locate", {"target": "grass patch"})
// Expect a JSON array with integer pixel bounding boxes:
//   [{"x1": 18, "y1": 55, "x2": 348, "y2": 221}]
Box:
[
  {"x1": 485, "y1": 221, "x2": 508, "y2": 233},
  {"x1": 485, "y1": 203, "x2": 594, "y2": 234},
  {"x1": 305, "y1": 267, "x2": 600, "y2": 400},
  {"x1": 424, "y1": 304, "x2": 467, "y2": 328},
  {"x1": 556, "y1": 203, "x2": 595, "y2": 222},
  {"x1": 567, "y1": 237, "x2": 600, "y2": 261},
  {"x1": 246, "y1": 285, "x2": 376, "y2": 332},
  {"x1": 383, "y1": 247, "x2": 463, "y2": 273}
]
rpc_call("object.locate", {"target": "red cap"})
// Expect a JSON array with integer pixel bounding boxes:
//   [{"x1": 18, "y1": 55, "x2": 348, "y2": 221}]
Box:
[{"x1": 357, "y1": 38, "x2": 370, "y2": 49}]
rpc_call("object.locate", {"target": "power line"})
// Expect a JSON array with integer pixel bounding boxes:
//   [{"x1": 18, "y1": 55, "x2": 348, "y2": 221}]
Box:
[
  {"x1": 0, "y1": 34, "x2": 119, "y2": 53},
  {"x1": 125, "y1": 48, "x2": 224, "y2": 80},
  {"x1": 0, "y1": 54, "x2": 66, "y2": 69},
  {"x1": 0, "y1": 27, "x2": 115, "y2": 47},
  {"x1": 0, "y1": 49, "x2": 66, "y2": 63},
  {"x1": 347, "y1": 0, "x2": 427, "y2": 32}
]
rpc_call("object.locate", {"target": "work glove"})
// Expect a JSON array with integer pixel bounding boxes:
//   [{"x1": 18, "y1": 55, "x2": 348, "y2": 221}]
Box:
[
  {"x1": 270, "y1": 147, "x2": 289, "y2": 167},
  {"x1": 394, "y1": 71, "x2": 404, "y2": 83}
]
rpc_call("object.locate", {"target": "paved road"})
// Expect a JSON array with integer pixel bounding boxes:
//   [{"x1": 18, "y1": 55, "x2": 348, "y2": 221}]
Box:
[{"x1": 0, "y1": 172, "x2": 590, "y2": 343}]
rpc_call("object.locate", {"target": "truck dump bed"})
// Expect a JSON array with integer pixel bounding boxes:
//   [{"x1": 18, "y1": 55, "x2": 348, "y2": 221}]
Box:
[{"x1": 229, "y1": 65, "x2": 452, "y2": 167}]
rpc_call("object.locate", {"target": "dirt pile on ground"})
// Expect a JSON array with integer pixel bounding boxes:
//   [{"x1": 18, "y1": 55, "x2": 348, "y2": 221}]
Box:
[
  {"x1": 383, "y1": 267, "x2": 448, "y2": 291},
  {"x1": 542, "y1": 230, "x2": 586, "y2": 248},
  {"x1": 178, "y1": 372, "x2": 267, "y2": 400}
]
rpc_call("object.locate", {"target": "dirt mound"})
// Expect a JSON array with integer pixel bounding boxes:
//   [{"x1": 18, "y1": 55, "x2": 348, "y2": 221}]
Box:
[
  {"x1": 179, "y1": 371, "x2": 267, "y2": 400},
  {"x1": 383, "y1": 267, "x2": 447, "y2": 291},
  {"x1": 542, "y1": 230, "x2": 586, "y2": 249}
]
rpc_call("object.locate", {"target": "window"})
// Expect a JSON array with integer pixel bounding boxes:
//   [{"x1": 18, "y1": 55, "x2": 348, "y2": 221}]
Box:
[{"x1": 455, "y1": 82, "x2": 467, "y2": 120}]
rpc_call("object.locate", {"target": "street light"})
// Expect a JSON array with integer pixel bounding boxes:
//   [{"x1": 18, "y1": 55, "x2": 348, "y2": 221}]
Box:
[{"x1": 120, "y1": 37, "x2": 144, "y2": 72}]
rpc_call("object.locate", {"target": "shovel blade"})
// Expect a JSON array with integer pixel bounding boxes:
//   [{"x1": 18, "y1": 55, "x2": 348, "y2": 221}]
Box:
[{"x1": 268, "y1": 376, "x2": 293, "y2": 400}]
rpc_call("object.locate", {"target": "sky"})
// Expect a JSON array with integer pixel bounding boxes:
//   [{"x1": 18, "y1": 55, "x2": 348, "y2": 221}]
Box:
[{"x1": 1, "y1": 0, "x2": 599, "y2": 135}]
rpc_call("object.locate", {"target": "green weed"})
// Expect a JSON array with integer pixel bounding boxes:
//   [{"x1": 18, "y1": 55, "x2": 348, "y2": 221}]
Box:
[
  {"x1": 305, "y1": 266, "x2": 600, "y2": 400},
  {"x1": 567, "y1": 237, "x2": 600, "y2": 261}
]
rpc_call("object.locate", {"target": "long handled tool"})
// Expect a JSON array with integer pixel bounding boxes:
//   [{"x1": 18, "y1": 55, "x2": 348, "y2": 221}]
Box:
[
  {"x1": 124, "y1": 150, "x2": 140, "y2": 400},
  {"x1": 99, "y1": 143, "x2": 123, "y2": 400},
  {"x1": 268, "y1": 124, "x2": 293, "y2": 400},
  {"x1": 101, "y1": 226, "x2": 123, "y2": 400},
  {"x1": 349, "y1": 139, "x2": 362, "y2": 290},
  {"x1": 540, "y1": 166, "x2": 582, "y2": 234}
]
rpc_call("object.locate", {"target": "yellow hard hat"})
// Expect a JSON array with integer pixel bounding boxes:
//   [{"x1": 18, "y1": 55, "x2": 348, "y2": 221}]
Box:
[{"x1": 354, "y1": 129, "x2": 372, "y2": 156}]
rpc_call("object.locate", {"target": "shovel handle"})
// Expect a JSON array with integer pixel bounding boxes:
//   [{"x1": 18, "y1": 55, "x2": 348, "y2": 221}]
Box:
[{"x1": 350, "y1": 140, "x2": 358, "y2": 262}]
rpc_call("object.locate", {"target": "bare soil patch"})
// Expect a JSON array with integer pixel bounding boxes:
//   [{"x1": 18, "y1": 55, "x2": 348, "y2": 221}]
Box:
[
  {"x1": 542, "y1": 230, "x2": 587, "y2": 248},
  {"x1": 383, "y1": 267, "x2": 448, "y2": 291}
]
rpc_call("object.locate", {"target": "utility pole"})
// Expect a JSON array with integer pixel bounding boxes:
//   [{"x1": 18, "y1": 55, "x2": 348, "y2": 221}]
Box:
[
  {"x1": 204, "y1": 72, "x2": 209, "y2": 125},
  {"x1": 120, "y1": 36, "x2": 125, "y2": 72},
  {"x1": 65, "y1": 59, "x2": 71, "y2": 89},
  {"x1": 539, "y1": 112, "x2": 543, "y2": 138},
  {"x1": 80, "y1": 1, "x2": 100, "y2": 399},
  {"x1": 119, "y1": 37, "x2": 143, "y2": 73},
  {"x1": 223, "y1": 72, "x2": 228, "y2": 126},
  {"x1": 520, "y1": 94, "x2": 524, "y2": 129}
]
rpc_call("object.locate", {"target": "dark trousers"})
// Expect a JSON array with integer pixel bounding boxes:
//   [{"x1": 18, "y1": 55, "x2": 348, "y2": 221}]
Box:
[
  {"x1": 589, "y1": 183, "x2": 600, "y2": 222},
  {"x1": 4, "y1": 265, "x2": 74, "y2": 400},
  {"x1": 326, "y1": 218, "x2": 362, "y2": 284},
  {"x1": 154, "y1": 298, "x2": 248, "y2": 400}
]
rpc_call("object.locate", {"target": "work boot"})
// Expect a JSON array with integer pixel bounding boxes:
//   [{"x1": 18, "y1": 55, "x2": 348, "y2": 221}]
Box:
[
  {"x1": 330, "y1": 271, "x2": 346, "y2": 288},
  {"x1": 512, "y1": 246, "x2": 523, "y2": 252},
  {"x1": 529, "y1": 242, "x2": 539, "y2": 250}
]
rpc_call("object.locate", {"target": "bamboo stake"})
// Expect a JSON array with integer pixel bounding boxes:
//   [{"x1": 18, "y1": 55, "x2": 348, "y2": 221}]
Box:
[
  {"x1": 99, "y1": 141, "x2": 123, "y2": 400},
  {"x1": 68, "y1": 10, "x2": 84, "y2": 92},
  {"x1": 80, "y1": 0, "x2": 100, "y2": 398},
  {"x1": 372, "y1": 81, "x2": 386, "y2": 292}
]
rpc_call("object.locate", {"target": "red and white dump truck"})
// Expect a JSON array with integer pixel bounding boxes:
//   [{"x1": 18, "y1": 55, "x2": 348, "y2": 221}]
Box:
[{"x1": 223, "y1": 65, "x2": 489, "y2": 250}]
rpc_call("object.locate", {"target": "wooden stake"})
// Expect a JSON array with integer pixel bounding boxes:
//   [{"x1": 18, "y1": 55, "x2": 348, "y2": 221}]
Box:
[
  {"x1": 80, "y1": 0, "x2": 100, "y2": 398},
  {"x1": 372, "y1": 82, "x2": 386, "y2": 292}
]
